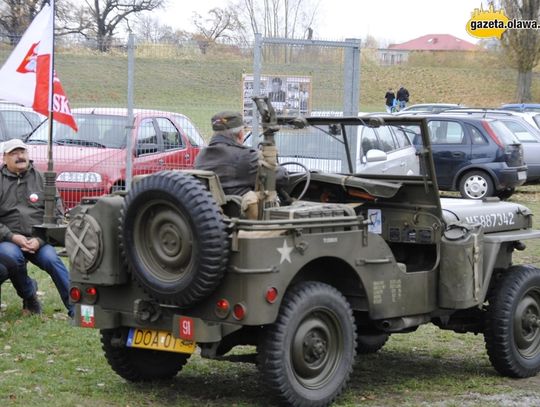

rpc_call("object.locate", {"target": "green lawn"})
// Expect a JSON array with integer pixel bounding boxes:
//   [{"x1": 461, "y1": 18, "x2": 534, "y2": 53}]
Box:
[{"x1": 1, "y1": 186, "x2": 540, "y2": 406}]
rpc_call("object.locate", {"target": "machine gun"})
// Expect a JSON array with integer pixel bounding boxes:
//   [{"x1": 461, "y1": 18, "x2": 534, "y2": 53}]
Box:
[{"x1": 252, "y1": 96, "x2": 281, "y2": 218}]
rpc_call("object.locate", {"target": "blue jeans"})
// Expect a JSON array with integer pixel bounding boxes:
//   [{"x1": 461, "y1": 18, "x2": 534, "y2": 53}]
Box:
[
  {"x1": 0, "y1": 242, "x2": 71, "y2": 313},
  {"x1": 398, "y1": 100, "x2": 407, "y2": 109}
]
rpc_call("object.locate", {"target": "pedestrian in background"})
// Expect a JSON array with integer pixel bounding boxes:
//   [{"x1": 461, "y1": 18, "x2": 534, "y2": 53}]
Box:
[
  {"x1": 396, "y1": 85, "x2": 410, "y2": 110},
  {"x1": 384, "y1": 88, "x2": 396, "y2": 113}
]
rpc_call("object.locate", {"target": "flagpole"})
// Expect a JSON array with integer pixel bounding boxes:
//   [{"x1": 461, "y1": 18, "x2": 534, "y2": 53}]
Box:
[
  {"x1": 43, "y1": 0, "x2": 57, "y2": 225},
  {"x1": 47, "y1": 0, "x2": 55, "y2": 172}
]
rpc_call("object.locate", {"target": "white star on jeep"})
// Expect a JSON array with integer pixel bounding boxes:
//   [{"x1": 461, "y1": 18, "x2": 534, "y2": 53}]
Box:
[{"x1": 277, "y1": 240, "x2": 293, "y2": 264}]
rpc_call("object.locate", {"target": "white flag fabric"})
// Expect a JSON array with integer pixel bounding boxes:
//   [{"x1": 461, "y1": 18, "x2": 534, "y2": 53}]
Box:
[{"x1": 0, "y1": 2, "x2": 77, "y2": 131}]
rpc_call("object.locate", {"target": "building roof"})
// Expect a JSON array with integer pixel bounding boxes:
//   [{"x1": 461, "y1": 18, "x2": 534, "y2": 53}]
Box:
[{"x1": 388, "y1": 34, "x2": 476, "y2": 51}]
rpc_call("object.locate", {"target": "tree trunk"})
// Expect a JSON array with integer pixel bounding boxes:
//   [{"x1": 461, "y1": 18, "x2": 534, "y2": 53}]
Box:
[{"x1": 516, "y1": 69, "x2": 533, "y2": 102}]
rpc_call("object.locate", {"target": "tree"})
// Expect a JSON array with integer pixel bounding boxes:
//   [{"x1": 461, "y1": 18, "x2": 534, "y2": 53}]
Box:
[
  {"x1": 0, "y1": 0, "x2": 45, "y2": 45},
  {"x1": 499, "y1": 0, "x2": 540, "y2": 102},
  {"x1": 239, "y1": 0, "x2": 319, "y2": 39},
  {"x1": 74, "y1": 0, "x2": 166, "y2": 51},
  {"x1": 192, "y1": 6, "x2": 242, "y2": 53},
  {"x1": 133, "y1": 13, "x2": 174, "y2": 43}
]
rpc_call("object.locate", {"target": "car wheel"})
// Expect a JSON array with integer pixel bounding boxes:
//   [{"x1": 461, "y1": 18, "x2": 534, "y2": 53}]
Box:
[
  {"x1": 258, "y1": 282, "x2": 356, "y2": 407},
  {"x1": 101, "y1": 328, "x2": 190, "y2": 382},
  {"x1": 484, "y1": 265, "x2": 540, "y2": 378},
  {"x1": 459, "y1": 170, "x2": 494, "y2": 199},
  {"x1": 120, "y1": 171, "x2": 230, "y2": 306}
]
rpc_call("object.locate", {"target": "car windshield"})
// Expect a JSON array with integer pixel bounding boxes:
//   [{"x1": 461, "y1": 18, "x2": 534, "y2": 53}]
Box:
[{"x1": 27, "y1": 114, "x2": 128, "y2": 149}]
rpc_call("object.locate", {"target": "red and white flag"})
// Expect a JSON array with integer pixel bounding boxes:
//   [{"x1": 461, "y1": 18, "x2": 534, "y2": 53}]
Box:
[{"x1": 0, "y1": 2, "x2": 77, "y2": 131}]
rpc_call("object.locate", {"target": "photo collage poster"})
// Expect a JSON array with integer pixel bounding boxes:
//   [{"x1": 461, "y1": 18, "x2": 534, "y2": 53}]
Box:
[{"x1": 242, "y1": 74, "x2": 311, "y2": 127}]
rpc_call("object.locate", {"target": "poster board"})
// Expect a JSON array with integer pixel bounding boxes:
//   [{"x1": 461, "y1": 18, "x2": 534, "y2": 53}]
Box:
[{"x1": 242, "y1": 74, "x2": 311, "y2": 127}]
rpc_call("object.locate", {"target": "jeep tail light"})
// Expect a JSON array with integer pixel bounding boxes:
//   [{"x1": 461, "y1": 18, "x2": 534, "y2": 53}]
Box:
[
  {"x1": 70, "y1": 287, "x2": 82, "y2": 303},
  {"x1": 85, "y1": 287, "x2": 98, "y2": 304},
  {"x1": 215, "y1": 299, "x2": 230, "y2": 318},
  {"x1": 233, "y1": 303, "x2": 247, "y2": 320},
  {"x1": 265, "y1": 287, "x2": 278, "y2": 304},
  {"x1": 481, "y1": 121, "x2": 504, "y2": 148}
]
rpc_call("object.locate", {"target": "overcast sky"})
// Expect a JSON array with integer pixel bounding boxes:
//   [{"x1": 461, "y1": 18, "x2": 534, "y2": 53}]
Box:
[{"x1": 156, "y1": 0, "x2": 486, "y2": 45}]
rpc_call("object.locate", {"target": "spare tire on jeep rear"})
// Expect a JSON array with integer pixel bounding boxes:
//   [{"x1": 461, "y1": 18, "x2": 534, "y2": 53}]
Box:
[{"x1": 120, "y1": 171, "x2": 230, "y2": 307}]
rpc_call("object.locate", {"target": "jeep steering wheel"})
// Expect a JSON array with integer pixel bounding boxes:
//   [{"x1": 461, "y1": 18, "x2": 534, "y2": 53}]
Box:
[{"x1": 279, "y1": 161, "x2": 311, "y2": 201}]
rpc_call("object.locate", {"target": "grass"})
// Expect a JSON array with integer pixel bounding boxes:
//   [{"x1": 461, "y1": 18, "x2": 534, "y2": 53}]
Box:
[
  {"x1": 2, "y1": 186, "x2": 540, "y2": 406},
  {"x1": 3, "y1": 44, "x2": 539, "y2": 138},
  {"x1": 2, "y1": 43, "x2": 540, "y2": 405}
]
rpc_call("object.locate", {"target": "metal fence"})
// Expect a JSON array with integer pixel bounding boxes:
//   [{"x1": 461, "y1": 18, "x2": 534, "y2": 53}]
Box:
[{"x1": 0, "y1": 34, "x2": 361, "y2": 210}]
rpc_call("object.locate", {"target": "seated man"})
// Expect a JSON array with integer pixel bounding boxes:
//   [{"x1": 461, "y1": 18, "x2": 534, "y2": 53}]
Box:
[
  {"x1": 195, "y1": 111, "x2": 259, "y2": 197},
  {"x1": 0, "y1": 251, "x2": 40, "y2": 314},
  {"x1": 194, "y1": 111, "x2": 288, "y2": 217},
  {"x1": 0, "y1": 139, "x2": 71, "y2": 316}
]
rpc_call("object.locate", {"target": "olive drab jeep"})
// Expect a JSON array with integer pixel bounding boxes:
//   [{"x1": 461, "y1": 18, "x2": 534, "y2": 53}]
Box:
[{"x1": 64, "y1": 98, "x2": 540, "y2": 407}]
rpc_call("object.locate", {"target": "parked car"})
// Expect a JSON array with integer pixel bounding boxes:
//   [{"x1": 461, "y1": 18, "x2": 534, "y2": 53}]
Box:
[
  {"x1": 496, "y1": 117, "x2": 540, "y2": 183},
  {"x1": 403, "y1": 114, "x2": 527, "y2": 199},
  {"x1": 437, "y1": 109, "x2": 540, "y2": 183},
  {"x1": 26, "y1": 108, "x2": 206, "y2": 210},
  {"x1": 443, "y1": 107, "x2": 540, "y2": 130},
  {"x1": 0, "y1": 101, "x2": 45, "y2": 141},
  {"x1": 501, "y1": 103, "x2": 540, "y2": 113},
  {"x1": 399, "y1": 103, "x2": 463, "y2": 113},
  {"x1": 246, "y1": 119, "x2": 419, "y2": 175}
]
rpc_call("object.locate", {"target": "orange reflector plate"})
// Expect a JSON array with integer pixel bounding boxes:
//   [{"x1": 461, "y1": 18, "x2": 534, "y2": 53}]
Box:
[{"x1": 127, "y1": 328, "x2": 196, "y2": 354}]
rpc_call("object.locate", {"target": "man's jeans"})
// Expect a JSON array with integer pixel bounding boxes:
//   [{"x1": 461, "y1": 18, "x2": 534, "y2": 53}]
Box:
[
  {"x1": 0, "y1": 242, "x2": 71, "y2": 312},
  {"x1": 398, "y1": 100, "x2": 407, "y2": 110}
]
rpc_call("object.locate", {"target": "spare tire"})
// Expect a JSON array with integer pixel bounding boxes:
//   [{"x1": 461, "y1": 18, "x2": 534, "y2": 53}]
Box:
[{"x1": 120, "y1": 171, "x2": 230, "y2": 306}]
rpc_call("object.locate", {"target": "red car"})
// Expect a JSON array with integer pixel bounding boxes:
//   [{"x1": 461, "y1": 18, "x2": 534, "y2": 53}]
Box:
[{"x1": 26, "y1": 108, "x2": 206, "y2": 210}]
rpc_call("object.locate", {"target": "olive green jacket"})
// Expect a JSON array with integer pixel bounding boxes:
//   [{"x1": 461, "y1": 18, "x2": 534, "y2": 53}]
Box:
[{"x1": 0, "y1": 163, "x2": 63, "y2": 244}]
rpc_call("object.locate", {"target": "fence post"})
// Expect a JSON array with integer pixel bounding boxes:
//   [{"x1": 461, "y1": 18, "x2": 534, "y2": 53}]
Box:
[
  {"x1": 125, "y1": 33, "x2": 135, "y2": 191},
  {"x1": 343, "y1": 38, "x2": 361, "y2": 172},
  {"x1": 251, "y1": 33, "x2": 263, "y2": 144}
]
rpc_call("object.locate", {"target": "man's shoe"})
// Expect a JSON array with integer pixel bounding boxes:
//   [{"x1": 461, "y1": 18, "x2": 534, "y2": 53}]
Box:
[{"x1": 22, "y1": 295, "x2": 42, "y2": 315}]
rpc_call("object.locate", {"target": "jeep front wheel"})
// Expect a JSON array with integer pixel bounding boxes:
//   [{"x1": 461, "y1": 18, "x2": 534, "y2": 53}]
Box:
[
  {"x1": 258, "y1": 282, "x2": 356, "y2": 407},
  {"x1": 484, "y1": 265, "x2": 540, "y2": 377},
  {"x1": 101, "y1": 328, "x2": 190, "y2": 382},
  {"x1": 459, "y1": 170, "x2": 494, "y2": 199},
  {"x1": 120, "y1": 171, "x2": 229, "y2": 306}
]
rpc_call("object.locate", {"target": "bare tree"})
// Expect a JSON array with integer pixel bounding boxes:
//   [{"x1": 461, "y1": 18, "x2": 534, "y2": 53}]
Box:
[
  {"x1": 192, "y1": 6, "x2": 242, "y2": 53},
  {"x1": 73, "y1": 0, "x2": 166, "y2": 51},
  {"x1": 239, "y1": 0, "x2": 319, "y2": 39},
  {"x1": 133, "y1": 13, "x2": 175, "y2": 43},
  {"x1": 0, "y1": 0, "x2": 45, "y2": 44},
  {"x1": 499, "y1": 0, "x2": 540, "y2": 102}
]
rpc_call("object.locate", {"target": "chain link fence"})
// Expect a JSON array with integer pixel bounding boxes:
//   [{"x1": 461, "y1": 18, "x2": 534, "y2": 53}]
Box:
[{"x1": 0, "y1": 34, "x2": 361, "y2": 210}]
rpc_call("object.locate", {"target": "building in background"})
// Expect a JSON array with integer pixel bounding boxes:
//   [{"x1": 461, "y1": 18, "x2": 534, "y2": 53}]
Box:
[{"x1": 378, "y1": 34, "x2": 477, "y2": 65}]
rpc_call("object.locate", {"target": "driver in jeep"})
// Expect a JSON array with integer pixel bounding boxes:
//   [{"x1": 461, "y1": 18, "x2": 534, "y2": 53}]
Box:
[{"x1": 194, "y1": 111, "x2": 288, "y2": 218}]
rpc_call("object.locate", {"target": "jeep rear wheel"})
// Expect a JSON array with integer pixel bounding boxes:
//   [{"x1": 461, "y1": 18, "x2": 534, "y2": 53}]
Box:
[
  {"x1": 258, "y1": 282, "x2": 356, "y2": 407},
  {"x1": 101, "y1": 328, "x2": 190, "y2": 382},
  {"x1": 484, "y1": 265, "x2": 540, "y2": 377},
  {"x1": 120, "y1": 171, "x2": 229, "y2": 306},
  {"x1": 459, "y1": 170, "x2": 494, "y2": 199}
]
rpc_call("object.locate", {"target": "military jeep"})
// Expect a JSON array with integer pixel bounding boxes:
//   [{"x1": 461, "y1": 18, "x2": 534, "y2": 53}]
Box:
[{"x1": 65, "y1": 100, "x2": 540, "y2": 407}]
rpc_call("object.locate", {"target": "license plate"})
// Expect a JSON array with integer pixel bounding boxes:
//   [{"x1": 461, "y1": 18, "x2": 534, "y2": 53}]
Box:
[
  {"x1": 518, "y1": 171, "x2": 527, "y2": 181},
  {"x1": 126, "y1": 328, "x2": 196, "y2": 354}
]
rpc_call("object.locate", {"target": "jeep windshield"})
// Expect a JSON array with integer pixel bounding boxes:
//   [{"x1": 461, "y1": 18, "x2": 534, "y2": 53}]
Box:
[
  {"x1": 266, "y1": 116, "x2": 426, "y2": 178},
  {"x1": 26, "y1": 114, "x2": 128, "y2": 149}
]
